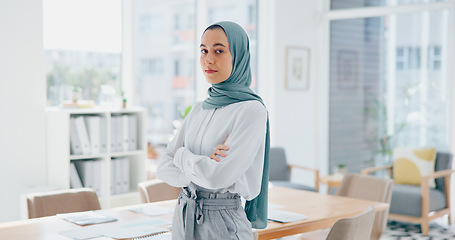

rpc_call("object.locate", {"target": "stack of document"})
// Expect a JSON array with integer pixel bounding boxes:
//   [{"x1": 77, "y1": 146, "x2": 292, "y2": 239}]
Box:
[{"x1": 58, "y1": 211, "x2": 117, "y2": 226}]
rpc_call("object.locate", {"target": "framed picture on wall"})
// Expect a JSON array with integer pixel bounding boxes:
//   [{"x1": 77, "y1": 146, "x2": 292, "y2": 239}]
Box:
[
  {"x1": 285, "y1": 46, "x2": 310, "y2": 91},
  {"x1": 337, "y1": 50, "x2": 358, "y2": 90}
]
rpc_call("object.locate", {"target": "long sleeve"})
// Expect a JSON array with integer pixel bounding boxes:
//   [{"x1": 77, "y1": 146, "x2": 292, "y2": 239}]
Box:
[
  {"x1": 173, "y1": 101, "x2": 267, "y2": 200},
  {"x1": 156, "y1": 113, "x2": 192, "y2": 188}
]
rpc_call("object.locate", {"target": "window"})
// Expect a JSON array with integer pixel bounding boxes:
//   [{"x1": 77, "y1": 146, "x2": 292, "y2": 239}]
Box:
[
  {"x1": 396, "y1": 47, "x2": 405, "y2": 70},
  {"x1": 429, "y1": 46, "x2": 442, "y2": 70},
  {"x1": 396, "y1": 46, "x2": 443, "y2": 71},
  {"x1": 330, "y1": 0, "x2": 449, "y2": 10},
  {"x1": 207, "y1": 0, "x2": 258, "y2": 89},
  {"x1": 407, "y1": 47, "x2": 421, "y2": 70},
  {"x1": 44, "y1": 0, "x2": 122, "y2": 106},
  {"x1": 141, "y1": 59, "x2": 164, "y2": 75},
  {"x1": 328, "y1": 3, "x2": 451, "y2": 172},
  {"x1": 140, "y1": 15, "x2": 164, "y2": 34}
]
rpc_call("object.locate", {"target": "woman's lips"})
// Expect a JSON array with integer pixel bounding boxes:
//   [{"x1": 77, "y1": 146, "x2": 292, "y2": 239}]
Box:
[{"x1": 205, "y1": 69, "x2": 217, "y2": 74}]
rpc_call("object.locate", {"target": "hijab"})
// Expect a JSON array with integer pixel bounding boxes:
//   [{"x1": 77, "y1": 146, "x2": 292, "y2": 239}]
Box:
[{"x1": 202, "y1": 21, "x2": 270, "y2": 229}]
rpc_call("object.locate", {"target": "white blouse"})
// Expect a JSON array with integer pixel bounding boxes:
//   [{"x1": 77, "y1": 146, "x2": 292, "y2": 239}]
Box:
[{"x1": 156, "y1": 100, "x2": 267, "y2": 200}]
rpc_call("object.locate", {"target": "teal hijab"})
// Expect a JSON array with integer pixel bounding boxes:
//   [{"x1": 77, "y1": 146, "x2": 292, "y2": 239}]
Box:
[{"x1": 202, "y1": 21, "x2": 270, "y2": 229}]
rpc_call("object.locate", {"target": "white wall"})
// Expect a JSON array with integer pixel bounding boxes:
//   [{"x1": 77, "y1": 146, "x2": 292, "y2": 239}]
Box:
[
  {"x1": 0, "y1": 0, "x2": 47, "y2": 222},
  {"x1": 259, "y1": 0, "x2": 327, "y2": 186}
]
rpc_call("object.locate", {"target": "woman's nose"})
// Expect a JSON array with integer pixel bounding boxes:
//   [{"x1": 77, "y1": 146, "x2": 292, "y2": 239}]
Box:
[{"x1": 205, "y1": 52, "x2": 214, "y2": 64}]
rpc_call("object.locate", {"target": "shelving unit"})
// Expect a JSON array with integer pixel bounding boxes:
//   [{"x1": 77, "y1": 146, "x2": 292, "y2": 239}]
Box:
[{"x1": 46, "y1": 107, "x2": 147, "y2": 208}]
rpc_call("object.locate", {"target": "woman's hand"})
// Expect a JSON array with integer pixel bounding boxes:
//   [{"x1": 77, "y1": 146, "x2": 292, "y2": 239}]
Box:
[{"x1": 210, "y1": 138, "x2": 229, "y2": 162}]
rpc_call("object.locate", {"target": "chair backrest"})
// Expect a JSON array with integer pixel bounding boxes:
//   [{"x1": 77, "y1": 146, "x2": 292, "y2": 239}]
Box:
[
  {"x1": 138, "y1": 179, "x2": 181, "y2": 203},
  {"x1": 326, "y1": 206, "x2": 375, "y2": 240},
  {"x1": 269, "y1": 147, "x2": 290, "y2": 181},
  {"x1": 27, "y1": 188, "x2": 101, "y2": 219},
  {"x1": 336, "y1": 173, "x2": 393, "y2": 240},
  {"x1": 434, "y1": 152, "x2": 453, "y2": 193}
]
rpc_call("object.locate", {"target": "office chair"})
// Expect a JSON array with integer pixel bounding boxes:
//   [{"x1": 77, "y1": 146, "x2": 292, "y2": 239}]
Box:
[
  {"x1": 335, "y1": 173, "x2": 393, "y2": 240},
  {"x1": 299, "y1": 206, "x2": 376, "y2": 240},
  {"x1": 326, "y1": 206, "x2": 376, "y2": 240},
  {"x1": 269, "y1": 147, "x2": 319, "y2": 192},
  {"x1": 138, "y1": 179, "x2": 181, "y2": 203},
  {"x1": 27, "y1": 188, "x2": 101, "y2": 219},
  {"x1": 299, "y1": 174, "x2": 392, "y2": 240}
]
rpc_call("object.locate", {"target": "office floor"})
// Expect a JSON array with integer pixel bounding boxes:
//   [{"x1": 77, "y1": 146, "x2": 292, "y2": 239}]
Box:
[
  {"x1": 276, "y1": 216, "x2": 455, "y2": 240},
  {"x1": 381, "y1": 217, "x2": 455, "y2": 240}
]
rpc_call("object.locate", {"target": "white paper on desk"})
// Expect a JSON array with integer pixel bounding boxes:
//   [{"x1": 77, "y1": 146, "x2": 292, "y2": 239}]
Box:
[
  {"x1": 59, "y1": 224, "x2": 105, "y2": 240},
  {"x1": 268, "y1": 203, "x2": 284, "y2": 210},
  {"x1": 139, "y1": 232, "x2": 172, "y2": 239},
  {"x1": 268, "y1": 210, "x2": 308, "y2": 223},
  {"x1": 129, "y1": 205, "x2": 174, "y2": 216},
  {"x1": 58, "y1": 210, "x2": 118, "y2": 226},
  {"x1": 59, "y1": 218, "x2": 171, "y2": 240},
  {"x1": 102, "y1": 218, "x2": 170, "y2": 239}
]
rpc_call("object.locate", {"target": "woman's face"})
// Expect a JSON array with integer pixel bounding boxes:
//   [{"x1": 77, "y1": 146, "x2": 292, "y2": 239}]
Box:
[{"x1": 200, "y1": 28, "x2": 233, "y2": 84}]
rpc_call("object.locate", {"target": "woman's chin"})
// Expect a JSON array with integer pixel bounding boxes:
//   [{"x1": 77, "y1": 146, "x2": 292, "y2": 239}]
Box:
[{"x1": 207, "y1": 78, "x2": 228, "y2": 84}]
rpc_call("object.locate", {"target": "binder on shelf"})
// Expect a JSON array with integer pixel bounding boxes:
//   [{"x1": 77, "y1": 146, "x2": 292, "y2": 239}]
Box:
[
  {"x1": 116, "y1": 116, "x2": 124, "y2": 152},
  {"x1": 70, "y1": 162, "x2": 83, "y2": 188},
  {"x1": 110, "y1": 159, "x2": 116, "y2": 195},
  {"x1": 69, "y1": 117, "x2": 82, "y2": 155},
  {"x1": 121, "y1": 158, "x2": 130, "y2": 193},
  {"x1": 111, "y1": 116, "x2": 117, "y2": 152},
  {"x1": 47, "y1": 107, "x2": 146, "y2": 210},
  {"x1": 111, "y1": 158, "x2": 130, "y2": 194},
  {"x1": 74, "y1": 116, "x2": 91, "y2": 155},
  {"x1": 100, "y1": 116, "x2": 107, "y2": 153},
  {"x1": 128, "y1": 115, "x2": 137, "y2": 151},
  {"x1": 114, "y1": 158, "x2": 123, "y2": 194},
  {"x1": 111, "y1": 116, "x2": 124, "y2": 152},
  {"x1": 85, "y1": 116, "x2": 101, "y2": 154},
  {"x1": 74, "y1": 160, "x2": 95, "y2": 190},
  {"x1": 92, "y1": 160, "x2": 104, "y2": 197},
  {"x1": 122, "y1": 115, "x2": 129, "y2": 152},
  {"x1": 110, "y1": 116, "x2": 118, "y2": 152}
]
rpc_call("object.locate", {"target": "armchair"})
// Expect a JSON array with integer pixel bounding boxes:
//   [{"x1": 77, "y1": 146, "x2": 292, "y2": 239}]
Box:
[
  {"x1": 361, "y1": 152, "x2": 454, "y2": 236},
  {"x1": 269, "y1": 147, "x2": 319, "y2": 192}
]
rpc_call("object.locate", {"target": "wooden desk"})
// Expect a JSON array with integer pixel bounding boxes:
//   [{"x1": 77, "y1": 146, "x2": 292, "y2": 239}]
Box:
[
  {"x1": 258, "y1": 187, "x2": 388, "y2": 239},
  {"x1": 0, "y1": 187, "x2": 388, "y2": 240}
]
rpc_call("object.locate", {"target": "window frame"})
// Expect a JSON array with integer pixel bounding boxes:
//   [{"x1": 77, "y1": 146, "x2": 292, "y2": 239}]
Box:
[{"x1": 319, "y1": 0, "x2": 455, "y2": 167}]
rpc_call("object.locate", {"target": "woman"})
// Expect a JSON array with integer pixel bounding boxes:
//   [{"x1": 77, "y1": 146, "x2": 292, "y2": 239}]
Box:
[{"x1": 157, "y1": 21, "x2": 270, "y2": 240}]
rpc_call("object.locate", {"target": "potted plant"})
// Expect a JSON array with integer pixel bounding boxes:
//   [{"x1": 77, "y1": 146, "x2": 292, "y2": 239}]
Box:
[
  {"x1": 71, "y1": 86, "x2": 83, "y2": 103},
  {"x1": 334, "y1": 163, "x2": 347, "y2": 177}
]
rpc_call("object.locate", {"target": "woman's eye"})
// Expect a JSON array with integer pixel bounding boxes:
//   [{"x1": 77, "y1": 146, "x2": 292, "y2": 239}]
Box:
[
  {"x1": 201, "y1": 49, "x2": 208, "y2": 53},
  {"x1": 216, "y1": 50, "x2": 223, "y2": 54}
]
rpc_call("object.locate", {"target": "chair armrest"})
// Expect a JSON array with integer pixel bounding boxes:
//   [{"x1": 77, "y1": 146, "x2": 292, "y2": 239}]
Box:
[
  {"x1": 420, "y1": 169, "x2": 455, "y2": 219},
  {"x1": 288, "y1": 164, "x2": 320, "y2": 192},
  {"x1": 421, "y1": 169, "x2": 455, "y2": 181},
  {"x1": 289, "y1": 164, "x2": 318, "y2": 173},
  {"x1": 420, "y1": 169, "x2": 455, "y2": 218},
  {"x1": 361, "y1": 164, "x2": 393, "y2": 177}
]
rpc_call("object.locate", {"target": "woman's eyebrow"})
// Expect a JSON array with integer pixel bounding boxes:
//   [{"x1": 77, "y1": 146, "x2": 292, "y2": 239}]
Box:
[{"x1": 200, "y1": 43, "x2": 226, "y2": 48}]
